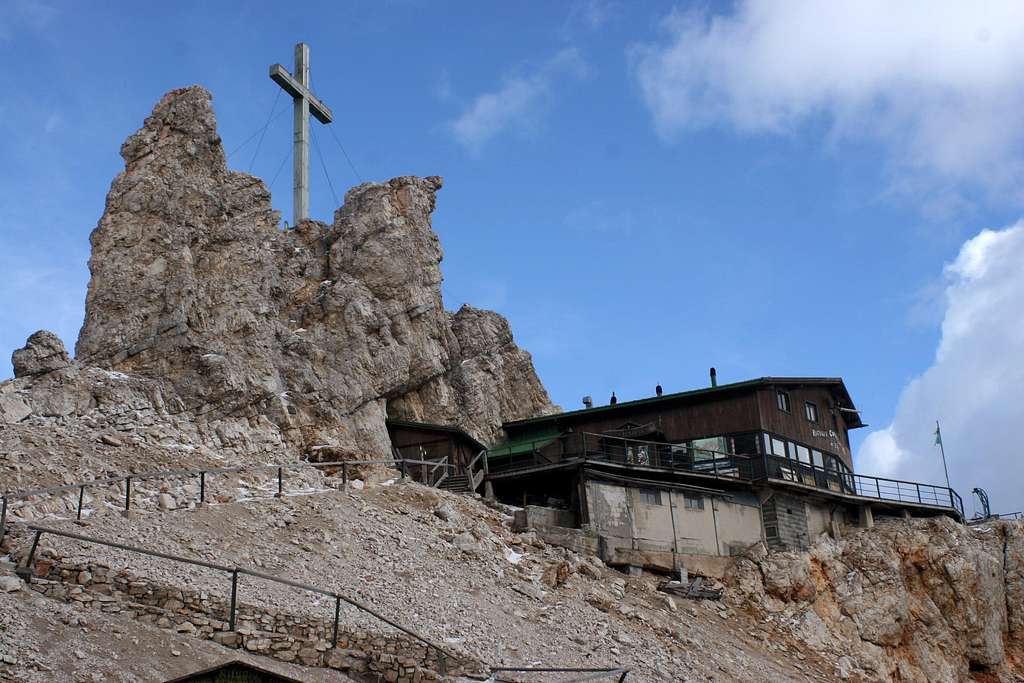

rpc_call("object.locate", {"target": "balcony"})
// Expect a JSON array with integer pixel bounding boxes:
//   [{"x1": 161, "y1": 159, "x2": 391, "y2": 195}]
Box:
[{"x1": 485, "y1": 432, "x2": 964, "y2": 519}]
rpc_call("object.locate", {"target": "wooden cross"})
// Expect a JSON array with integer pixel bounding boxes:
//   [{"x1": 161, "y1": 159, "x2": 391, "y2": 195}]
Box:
[{"x1": 269, "y1": 42, "x2": 333, "y2": 225}]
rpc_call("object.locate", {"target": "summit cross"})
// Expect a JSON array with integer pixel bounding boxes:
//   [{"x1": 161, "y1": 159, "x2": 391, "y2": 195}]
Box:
[{"x1": 269, "y1": 42, "x2": 334, "y2": 225}]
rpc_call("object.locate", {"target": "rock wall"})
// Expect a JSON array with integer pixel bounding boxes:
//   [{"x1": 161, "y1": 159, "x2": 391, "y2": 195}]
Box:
[
  {"x1": 15, "y1": 551, "x2": 480, "y2": 681},
  {"x1": 2, "y1": 85, "x2": 553, "y2": 469},
  {"x1": 726, "y1": 516, "x2": 1024, "y2": 682}
]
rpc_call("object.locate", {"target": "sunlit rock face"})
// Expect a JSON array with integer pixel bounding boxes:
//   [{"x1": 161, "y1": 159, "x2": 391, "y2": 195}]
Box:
[{"x1": 0, "y1": 85, "x2": 553, "y2": 459}]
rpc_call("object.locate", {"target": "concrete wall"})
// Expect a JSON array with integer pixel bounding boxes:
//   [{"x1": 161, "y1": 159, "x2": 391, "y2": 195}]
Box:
[
  {"x1": 584, "y1": 481, "x2": 763, "y2": 567},
  {"x1": 762, "y1": 490, "x2": 846, "y2": 550},
  {"x1": 513, "y1": 505, "x2": 577, "y2": 531}
]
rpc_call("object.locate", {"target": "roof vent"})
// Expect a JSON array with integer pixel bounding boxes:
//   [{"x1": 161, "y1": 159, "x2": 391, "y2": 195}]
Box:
[
  {"x1": 582, "y1": 395, "x2": 593, "y2": 409},
  {"x1": 710, "y1": 367, "x2": 718, "y2": 388}
]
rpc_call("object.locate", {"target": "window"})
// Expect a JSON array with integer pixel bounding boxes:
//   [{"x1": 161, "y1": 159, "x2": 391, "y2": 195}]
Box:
[
  {"x1": 794, "y1": 444, "x2": 811, "y2": 465},
  {"x1": 776, "y1": 390, "x2": 791, "y2": 413},
  {"x1": 805, "y1": 401, "x2": 818, "y2": 423},
  {"x1": 771, "y1": 437, "x2": 787, "y2": 458},
  {"x1": 731, "y1": 433, "x2": 759, "y2": 455},
  {"x1": 637, "y1": 488, "x2": 662, "y2": 505},
  {"x1": 812, "y1": 450, "x2": 824, "y2": 468},
  {"x1": 684, "y1": 493, "x2": 705, "y2": 510}
]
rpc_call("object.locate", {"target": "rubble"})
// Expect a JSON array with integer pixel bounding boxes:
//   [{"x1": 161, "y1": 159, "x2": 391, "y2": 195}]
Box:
[{"x1": 0, "y1": 479, "x2": 826, "y2": 682}]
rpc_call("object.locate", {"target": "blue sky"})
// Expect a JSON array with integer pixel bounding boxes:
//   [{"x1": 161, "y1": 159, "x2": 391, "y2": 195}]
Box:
[{"x1": 2, "y1": 1, "x2": 1023, "y2": 511}]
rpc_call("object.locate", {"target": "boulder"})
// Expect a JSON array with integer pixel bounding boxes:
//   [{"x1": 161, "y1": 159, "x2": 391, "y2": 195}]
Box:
[{"x1": 12, "y1": 330, "x2": 71, "y2": 378}]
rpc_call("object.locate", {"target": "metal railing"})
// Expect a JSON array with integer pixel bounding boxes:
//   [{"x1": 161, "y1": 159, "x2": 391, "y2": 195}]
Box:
[
  {"x1": 17, "y1": 525, "x2": 461, "y2": 674},
  {"x1": 485, "y1": 667, "x2": 629, "y2": 682},
  {"x1": 0, "y1": 456, "x2": 449, "y2": 544},
  {"x1": 579, "y1": 433, "x2": 754, "y2": 480},
  {"x1": 759, "y1": 454, "x2": 964, "y2": 518},
  {"x1": 486, "y1": 432, "x2": 964, "y2": 517}
]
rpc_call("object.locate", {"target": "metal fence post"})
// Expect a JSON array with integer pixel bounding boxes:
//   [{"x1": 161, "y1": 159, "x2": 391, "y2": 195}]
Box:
[
  {"x1": 199, "y1": 471, "x2": 206, "y2": 504},
  {"x1": 228, "y1": 569, "x2": 239, "y2": 631},
  {"x1": 400, "y1": 460, "x2": 407, "y2": 480},
  {"x1": 916, "y1": 483, "x2": 922, "y2": 504},
  {"x1": 76, "y1": 486, "x2": 85, "y2": 521},
  {"x1": 342, "y1": 462, "x2": 348, "y2": 487},
  {"x1": 277, "y1": 467, "x2": 284, "y2": 497},
  {"x1": 875, "y1": 479, "x2": 881, "y2": 499},
  {"x1": 0, "y1": 496, "x2": 7, "y2": 545},
  {"x1": 618, "y1": 671, "x2": 629, "y2": 682},
  {"x1": 332, "y1": 596, "x2": 341, "y2": 647},
  {"x1": 124, "y1": 477, "x2": 132, "y2": 512},
  {"x1": 23, "y1": 529, "x2": 42, "y2": 571}
]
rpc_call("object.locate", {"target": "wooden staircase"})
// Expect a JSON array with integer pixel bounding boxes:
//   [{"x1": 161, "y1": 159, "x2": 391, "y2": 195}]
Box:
[{"x1": 436, "y1": 474, "x2": 471, "y2": 494}]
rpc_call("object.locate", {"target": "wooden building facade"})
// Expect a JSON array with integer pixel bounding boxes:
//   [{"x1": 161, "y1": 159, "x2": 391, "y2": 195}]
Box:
[{"x1": 492, "y1": 377, "x2": 863, "y2": 478}]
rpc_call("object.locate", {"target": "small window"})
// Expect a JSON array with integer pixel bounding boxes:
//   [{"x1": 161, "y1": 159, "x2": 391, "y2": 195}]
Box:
[
  {"x1": 795, "y1": 444, "x2": 811, "y2": 464},
  {"x1": 776, "y1": 390, "x2": 791, "y2": 413},
  {"x1": 637, "y1": 488, "x2": 662, "y2": 505},
  {"x1": 684, "y1": 493, "x2": 705, "y2": 510},
  {"x1": 812, "y1": 450, "x2": 824, "y2": 468},
  {"x1": 805, "y1": 401, "x2": 818, "y2": 423}
]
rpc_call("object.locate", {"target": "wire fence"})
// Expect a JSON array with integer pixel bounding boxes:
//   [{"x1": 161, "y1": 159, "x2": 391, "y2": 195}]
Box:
[
  {"x1": 16, "y1": 524, "x2": 462, "y2": 675},
  {"x1": 0, "y1": 456, "x2": 441, "y2": 545}
]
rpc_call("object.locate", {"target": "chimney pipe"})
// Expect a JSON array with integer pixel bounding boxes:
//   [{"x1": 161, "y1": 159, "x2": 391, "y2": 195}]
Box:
[
  {"x1": 582, "y1": 395, "x2": 593, "y2": 409},
  {"x1": 710, "y1": 367, "x2": 718, "y2": 387}
]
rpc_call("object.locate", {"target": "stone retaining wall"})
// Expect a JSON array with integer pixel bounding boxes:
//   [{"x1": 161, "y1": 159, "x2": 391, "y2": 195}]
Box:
[{"x1": 14, "y1": 548, "x2": 481, "y2": 683}]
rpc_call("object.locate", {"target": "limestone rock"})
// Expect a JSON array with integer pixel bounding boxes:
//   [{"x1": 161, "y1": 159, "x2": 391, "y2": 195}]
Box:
[
  {"x1": 727, "y1": 517, "x2": 1024, "y2": 682},
  {"x1": 0, "y1": 576, "x2": 22, "y2": 593},
  {"x1": 12, "y1": 331, "x2": 71, "y2": 378},
  {"x1": 2, "y1": 85, "x2": 552, "y2": 463}
]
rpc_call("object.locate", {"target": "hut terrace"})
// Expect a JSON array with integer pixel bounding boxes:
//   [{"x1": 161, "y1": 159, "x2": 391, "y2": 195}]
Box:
[{"x1": 397, "y1": 376, "x2": 964, "y2": 576}]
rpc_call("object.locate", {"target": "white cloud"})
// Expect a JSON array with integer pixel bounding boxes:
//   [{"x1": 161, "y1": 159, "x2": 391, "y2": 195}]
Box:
[
  {"x1": 858, "y1": 222, "x2": 1024, "y2": 515},
  {"x1": 631, "y1": 1, "x2": 1024, "y2": 204},
  {"x1": 450, "y1": 48, "x2": 587, "y2": 153}
]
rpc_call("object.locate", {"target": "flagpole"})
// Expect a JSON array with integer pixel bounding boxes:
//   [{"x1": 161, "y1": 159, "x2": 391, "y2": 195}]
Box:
[{"x1": 936, "y1": 420, "x2": 952, "y2": 503}]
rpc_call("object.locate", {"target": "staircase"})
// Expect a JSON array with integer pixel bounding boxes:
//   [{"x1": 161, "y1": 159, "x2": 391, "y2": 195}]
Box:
[{"x1": 437, "y1": 474, "x2": 471, "y2": 493}]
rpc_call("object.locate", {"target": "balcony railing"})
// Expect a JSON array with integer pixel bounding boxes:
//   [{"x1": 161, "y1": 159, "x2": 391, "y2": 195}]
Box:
[
  {"x1": 485, "y1": 432, "x2": 964, "y2": 518},
  {"x1": 760, "y1": 454, "x2": 964, "y2": 517}
]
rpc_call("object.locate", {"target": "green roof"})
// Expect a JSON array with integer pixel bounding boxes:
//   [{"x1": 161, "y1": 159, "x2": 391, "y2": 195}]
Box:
[
  {"x1": 486, "y1": 429, "x2": 561, "y2": 458},
  {"x1": 503, "y1": 377, "x2": 863, "y2": 430}
]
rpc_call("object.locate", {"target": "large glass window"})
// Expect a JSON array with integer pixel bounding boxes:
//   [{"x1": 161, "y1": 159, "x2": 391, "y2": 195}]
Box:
[
  {"x1": 730, "y1": 433, "x2": 759, "y2": 455},
  {"x1": 812, "y1": 450, "x2": 824, "y2": 468},
  {"x1": 691, "y1": 436, "x2": 728, "y2": 462},
  {"x1": 794, "y1": 444, "x2": 811, "y2": 465}
]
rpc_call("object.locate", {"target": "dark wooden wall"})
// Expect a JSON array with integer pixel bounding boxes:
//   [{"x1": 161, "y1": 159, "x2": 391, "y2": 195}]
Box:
[
  {"x1": 505, "y1": 383, "x2": 858, "y2": 470},
  {"x1": 755, "y1": 386, "x2": 853, "y2": 468},
  {"x1": 511, "y1": 390, "x2": 763, "y2": 444},
  {"x1": 387, "y1": 424, "x2": 476, "y2": 470}
]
